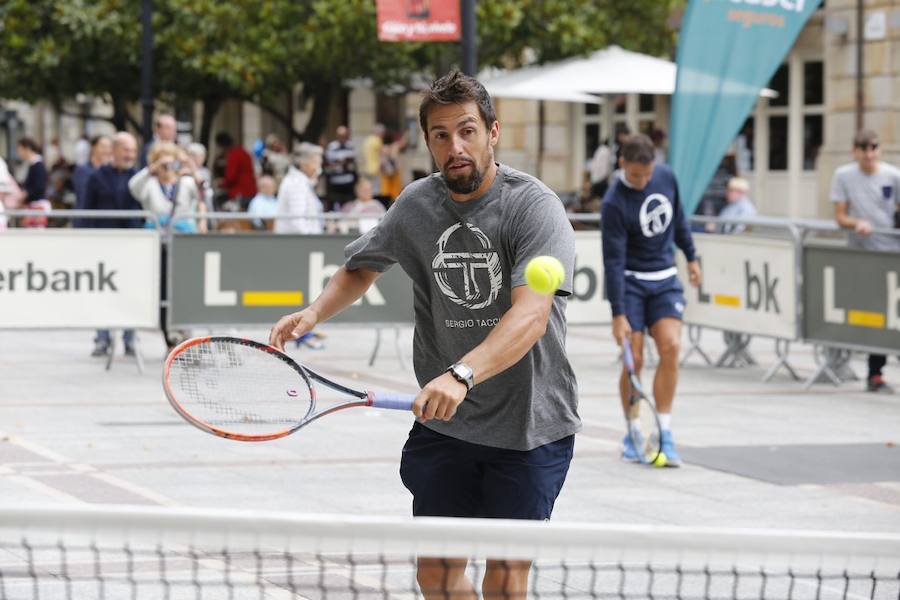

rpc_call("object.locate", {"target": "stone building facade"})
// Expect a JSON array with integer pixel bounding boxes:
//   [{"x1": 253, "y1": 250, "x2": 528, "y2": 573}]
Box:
[{"x1": 2, "y1": 1, "x2": 897, "y2": 219}]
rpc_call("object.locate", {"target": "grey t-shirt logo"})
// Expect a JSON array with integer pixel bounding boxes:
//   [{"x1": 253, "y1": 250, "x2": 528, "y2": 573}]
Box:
[{"x1": 431, "y1": 222, "x2": 502, "y2": 310}]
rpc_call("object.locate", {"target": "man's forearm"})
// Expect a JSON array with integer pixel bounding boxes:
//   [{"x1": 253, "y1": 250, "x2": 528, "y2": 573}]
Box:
[
  {"x1": 459, "y1": 294, "x2": 552, "y2": 385},
  {"x1": 836, "y1": 213, "x2": 858, "y2": 229},
  {"x1": 308, "y1": 266, "x2": 380, "y2": 323}
]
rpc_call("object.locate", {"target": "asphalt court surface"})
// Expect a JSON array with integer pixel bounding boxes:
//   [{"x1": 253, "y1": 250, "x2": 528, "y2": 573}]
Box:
[{"x1": 1, "y1": 325, "x2": 899, "y2": 536}]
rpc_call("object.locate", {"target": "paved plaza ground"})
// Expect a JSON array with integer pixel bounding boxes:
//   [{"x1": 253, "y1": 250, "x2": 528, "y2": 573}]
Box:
[{"x1": 1, "y1": 325, "x2": 898, "y2": 536}]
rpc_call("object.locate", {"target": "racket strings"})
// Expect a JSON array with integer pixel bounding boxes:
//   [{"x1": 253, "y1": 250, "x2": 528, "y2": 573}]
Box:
[{"x1": 168, "y1": 340, "x2": 312, "y2": 434}]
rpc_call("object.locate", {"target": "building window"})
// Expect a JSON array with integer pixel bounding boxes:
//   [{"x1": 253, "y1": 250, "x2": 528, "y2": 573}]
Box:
[
  {"x1": 768, "y1": 64, "x2": 789, "y2": 107},
  {"x1": 764, "y1": 63, "x2": 790, "y2": 171},
  {"x1": 585, "y1": 123, "x2": 600, "y2": 162},
  {"x1": 802, "y1": 60, "x2": 824, "y2": 171},
  {"x1": 804, "y1": 61, "x2": 823, "y2": 106},
  {"x1": 768, "y1": 115, "x2": 788, "y2": 171},
  {"x1": 803, "y1": 115, "x2": 823, "y2": 171},
  {"x1": 736, "y1": 118, "x2": 754, "y2": 174},
  {"x1": 638, "y1": 94, "x2": 654, "y2": 113}
]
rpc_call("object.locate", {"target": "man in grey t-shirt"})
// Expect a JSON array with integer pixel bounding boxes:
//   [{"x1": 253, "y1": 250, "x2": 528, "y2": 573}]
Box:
[
  {"x1": 269, "y1": 71, "x2": 579, "y2": 598},
  {"x1": 831, "y1": 129, "x2": 900, "y2": 393}
]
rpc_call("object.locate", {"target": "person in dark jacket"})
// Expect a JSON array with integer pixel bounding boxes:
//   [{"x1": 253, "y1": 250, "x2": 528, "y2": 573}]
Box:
[
  {"x1": 601, "y1": 134, "x2": 702, "y2": 467},
  {"x1": 15, "y1": 137, "x2": 48, "y2": 203},
  {"x1": 72, "y1": 135, "x2": 112, "y2": 227},
  {"x1": 83, "y1": 132, "x2": 141, "y2": 356}
]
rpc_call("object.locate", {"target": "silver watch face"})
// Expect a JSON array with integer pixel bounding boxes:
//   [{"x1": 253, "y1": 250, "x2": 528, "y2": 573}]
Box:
[{"x1": 450, "y1": 363, "x2": 473, "y2": 388}]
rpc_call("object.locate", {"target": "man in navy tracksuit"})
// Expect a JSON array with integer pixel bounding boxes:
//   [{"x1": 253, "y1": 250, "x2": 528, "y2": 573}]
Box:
[{"x1": 601, "y1": 134, "x2": 702, "y2": 467}]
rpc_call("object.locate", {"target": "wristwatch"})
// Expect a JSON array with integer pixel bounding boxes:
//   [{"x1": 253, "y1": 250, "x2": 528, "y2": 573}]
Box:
[{"x1": 446, "y1": 362, "x2": 474, "y2": 391}]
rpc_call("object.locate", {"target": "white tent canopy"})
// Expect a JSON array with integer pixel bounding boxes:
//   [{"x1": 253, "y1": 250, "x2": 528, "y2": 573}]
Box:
[
  {"x1": 480, "y1": 65, "x2": 602, "y2": 104},
  {"x1": 480, "y1": 45, "x2": 775, "y2": 102}
]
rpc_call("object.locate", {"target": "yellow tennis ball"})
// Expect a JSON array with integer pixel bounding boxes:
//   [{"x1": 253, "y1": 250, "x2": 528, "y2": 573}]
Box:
[
  {"x1": 653, "y1": 452, "x2": 668, "y2": 467},
  {"x1": 525, "y1": 256, "x2": 565, "y2": 295}
]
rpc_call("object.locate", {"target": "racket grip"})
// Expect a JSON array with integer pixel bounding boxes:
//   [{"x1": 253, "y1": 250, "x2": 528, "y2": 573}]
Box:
[
  {"x1": 370, "y1": 392, "x2": 415, "y2": 411},
  {"x1": 621, "y1": 339, "x2": 635, "y2": 370}
]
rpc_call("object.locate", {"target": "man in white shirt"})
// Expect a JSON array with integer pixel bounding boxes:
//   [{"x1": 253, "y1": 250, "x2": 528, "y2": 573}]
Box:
[
  {"x1": 831, "y1": 129, "x2": 900, "y2": 393},
  {"x1": 274, "y1": 143, "x2": 324, "y2": 234}
]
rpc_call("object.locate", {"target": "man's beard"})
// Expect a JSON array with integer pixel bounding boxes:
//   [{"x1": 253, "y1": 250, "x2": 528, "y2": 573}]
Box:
[{"x1": 442, "y1": 157, "x2": 487, "y2": 194}]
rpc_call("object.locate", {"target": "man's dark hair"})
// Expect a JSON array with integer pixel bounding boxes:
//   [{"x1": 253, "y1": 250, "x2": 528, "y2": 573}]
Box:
[
  {"x1": 16, "y1": 136, "x2": 41, "y2": 154},
  {"x1": 621, "y1": 134, "x2": 656, "y2": 165},
  {"x1": 215, "y1": 131, "x2": 234, "y2": 147},
  {"x1": 853, "y1": 129, "x2": 878, "y2": 148},
  {"x1": 418, "y1": 70, "x2": 496, "y2": 134},
  {"x1": 89, "y1": 134, "x2": 109, "y2": 148}
]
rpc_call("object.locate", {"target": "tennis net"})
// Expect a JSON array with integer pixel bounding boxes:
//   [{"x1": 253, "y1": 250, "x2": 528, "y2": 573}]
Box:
[{"x1": 0, "y1": 504, "x2": 898, "y2": 599}]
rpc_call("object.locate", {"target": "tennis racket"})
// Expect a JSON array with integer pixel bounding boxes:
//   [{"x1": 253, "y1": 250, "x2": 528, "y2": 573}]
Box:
[
  {"x1": 622, "y1": 338, "x2": 662, "y2": 465},
  {"x1": 163, "y1": 336, "x2": 415, "y2": 442}
]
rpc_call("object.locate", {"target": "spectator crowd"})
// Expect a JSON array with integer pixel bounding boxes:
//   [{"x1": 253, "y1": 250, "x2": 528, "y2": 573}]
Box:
[{"x1": 0, "y1": 117, "x2": 408, "y2": 235}]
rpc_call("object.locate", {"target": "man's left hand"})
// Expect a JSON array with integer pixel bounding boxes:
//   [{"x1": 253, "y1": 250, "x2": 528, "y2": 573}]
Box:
[
  {"x1": 687, "y1": 260, "x2": 702, "y2": 288},
  {"x1": 413, "y1": 372, "x2": 468, "y2": 422}
]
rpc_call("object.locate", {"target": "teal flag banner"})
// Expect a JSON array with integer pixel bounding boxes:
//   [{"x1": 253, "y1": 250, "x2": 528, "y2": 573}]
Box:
[{"x1": 669, "y1": 0, "x2": 822, "y2": 215}]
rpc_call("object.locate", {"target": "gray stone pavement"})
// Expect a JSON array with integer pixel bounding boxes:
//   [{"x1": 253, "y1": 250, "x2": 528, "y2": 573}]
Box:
[{"x1": 1, "y1": 324, "x2": 899, "y2": 537}]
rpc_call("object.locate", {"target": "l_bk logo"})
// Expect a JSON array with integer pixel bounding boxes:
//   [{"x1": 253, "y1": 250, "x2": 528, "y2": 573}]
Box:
[
  {"x1": 203, "y1": 251, "x2": 385, "y2": 308},
  {"x1": 822, "y1": 267, "x2": 900, "y2": 331},
  {"x1": 695, "y1": 257, "x2": 780, "y2": 313}
]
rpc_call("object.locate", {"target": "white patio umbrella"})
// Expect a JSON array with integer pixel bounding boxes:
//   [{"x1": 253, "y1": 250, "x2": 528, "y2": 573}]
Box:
[
  {"x1": 480, "y1": 65, "x2": 602, "y2": 104},
  {"x1": 481, "y1": 45, "x2": 776, "y2": 99}
]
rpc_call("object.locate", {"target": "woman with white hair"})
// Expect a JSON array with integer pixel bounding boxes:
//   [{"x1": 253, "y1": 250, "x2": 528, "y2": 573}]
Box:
[{"x1": 274, "y1": 142, "x2": 324, "y2": 234}]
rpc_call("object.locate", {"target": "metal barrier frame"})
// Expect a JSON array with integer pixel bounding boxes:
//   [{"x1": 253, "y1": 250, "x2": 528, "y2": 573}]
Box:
[{"x1": 3, "y1": 209, "x2": 897, "y2": 387}]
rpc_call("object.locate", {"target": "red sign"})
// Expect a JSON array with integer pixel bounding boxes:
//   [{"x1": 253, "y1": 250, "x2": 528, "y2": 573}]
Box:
[{"x1": 377, "y1": 0, "x2": 461, "y2": 42}]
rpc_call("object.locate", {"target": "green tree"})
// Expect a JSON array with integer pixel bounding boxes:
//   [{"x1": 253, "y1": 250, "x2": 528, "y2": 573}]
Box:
[
  {"x1": 0, "y1": 0, "x2": 684, "y2": 145},
  {"x1": 0, "y1": 0, "x2": 142, "y2": 130}
]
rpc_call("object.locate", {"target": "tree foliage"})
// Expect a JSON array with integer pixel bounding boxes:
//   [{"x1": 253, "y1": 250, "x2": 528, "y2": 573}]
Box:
[{"x1": 0, "y1": 0, "x2": 684, "y2": 143}]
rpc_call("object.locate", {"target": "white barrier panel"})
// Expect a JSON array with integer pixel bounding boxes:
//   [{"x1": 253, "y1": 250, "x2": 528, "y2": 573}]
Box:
[
  {"x1": 676, "y1": 234, "x2": 797, "y2": 339},
  {"x1": 568, "y1": 231, "x2": 611, "y2": 325},
  {"x1": 0, "y1": 230, "x2": 160, "y2": 329}
]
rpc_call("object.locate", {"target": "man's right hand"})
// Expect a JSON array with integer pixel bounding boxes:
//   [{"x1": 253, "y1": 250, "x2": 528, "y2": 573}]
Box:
[
  {"x1": 854, "y1": 219, "x2": 873, "y2": 236},
  {"x1": 269, "y1": 308, "x2": 319, "y2": 351},
  {"x1": 612, "y1": 314, "x2": 631, "y2": 345}
]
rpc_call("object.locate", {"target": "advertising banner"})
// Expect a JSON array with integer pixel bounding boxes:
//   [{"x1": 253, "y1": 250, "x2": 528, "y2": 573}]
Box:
[
  {"x1": 804, "y1": 244, "x2": 900, "y2": 352},
  {"x1": 676, "y1": 233, "x2": 797, "y2": 339},
  {"x1": 670, "y1": 0, "x2": 822, "y2": 214},
  {"x1": 0, "y1": 229, "x2": 160, "y2": 329},
  {"x1": 568, "y1": 231, "x2": 611, "y2": 325},
  {"x1": 168, "y1": 234, "x2": 414, "y2": 327},
  {"x1": 169, "y1": 232, "x2": 611, "y2": 328},
  {"x1": 376, "y1": 0, "x2": 460, "y2": 42}
]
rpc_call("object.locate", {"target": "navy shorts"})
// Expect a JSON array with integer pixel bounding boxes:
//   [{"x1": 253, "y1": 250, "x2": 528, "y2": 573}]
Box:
[
  {"x1": 624, "y1": 275, "x2": 686, "y2": 332},
  {"x1": 399, "y1": 422, "x2": 574, "y2": 520}
]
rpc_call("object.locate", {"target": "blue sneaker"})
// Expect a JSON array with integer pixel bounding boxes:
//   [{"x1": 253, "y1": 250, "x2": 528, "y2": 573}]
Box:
[
  {"x1": 659, "y1": 430, "x2": 683, "y2": 467},
  {"x1": 621, "y1": 434, "x2": 641, "y2": 462}
]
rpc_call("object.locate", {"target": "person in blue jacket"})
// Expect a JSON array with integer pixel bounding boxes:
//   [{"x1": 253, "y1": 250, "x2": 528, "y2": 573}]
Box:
[{"x1": 601, "y1": 133, "x2": 702, "y2": 467}]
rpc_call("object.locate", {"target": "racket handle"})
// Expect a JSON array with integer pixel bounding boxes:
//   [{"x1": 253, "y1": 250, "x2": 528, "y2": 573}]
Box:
[
  {"x1": 370, "y1": 392, "x2": 415, "y2": 411},
  {"x1": 621, "y1": 339, "x2": 635, "y2": 371}
]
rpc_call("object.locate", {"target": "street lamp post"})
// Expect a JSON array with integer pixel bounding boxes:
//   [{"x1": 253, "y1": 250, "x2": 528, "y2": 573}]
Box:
[
  {"x1": 141, "y1": 0, "x2": 154, "y2": 144},
  {"x1": 460, "y1": 0, "x2": 477, "y2": 76}
]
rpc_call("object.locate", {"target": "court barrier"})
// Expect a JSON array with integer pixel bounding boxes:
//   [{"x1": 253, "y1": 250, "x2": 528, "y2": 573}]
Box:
[
  {"x1": 2, "y1": 210, "x2": 897, "y2": 387},
  {"x1": 0, "y1": 209, "x2": 161, "y2": 373},
  {"x1": 681, "y1": 216, "x2": 900, "y2": 388}
]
